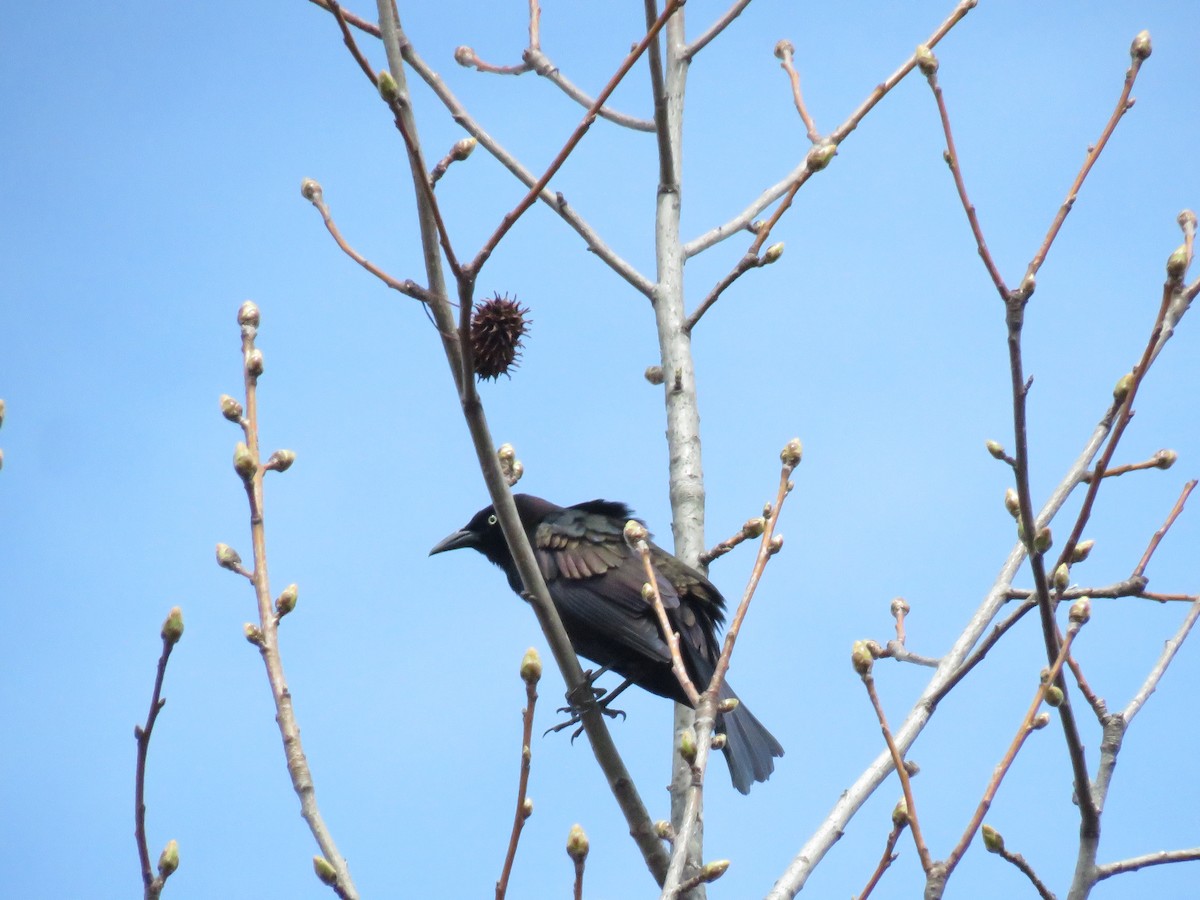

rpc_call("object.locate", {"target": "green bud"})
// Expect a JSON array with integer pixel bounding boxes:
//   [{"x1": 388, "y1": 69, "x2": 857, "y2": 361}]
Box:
[
  {"x1": 522, "y1": 797, "x2": 533, "y2": 818},
  {"x1": 780, "y1": 437, "x2": 804, "y2": 467},
  {"x1": 1155, "y1": 449, "x2": 1178, "y2": 469},
  {"x1": 245, "y1": 349, "x2": 264, "y2": 378},
  {"x1": 742, "y1": 517, "x2": 766, "y2": 538},
  {"x1": 1004, "y1": 488, "x2": 1020, "y2": 518},
  {"x1": 1053, "y1": 563, "x2": 1070, "y2": 591},
  {"x1": 641, "y1": 582, "x2": 655, "y2": 602},
  {"x1": 981, "y1": 824, "x2": 1004, "y2": 853},
  {"x1": 566, "y1": 824, "x2": 589, "y2": 862},
  {"x1": 807, "y1": 141, "x2": 837, "y2": 171},
  {"x1": 244, "y1": 623, "x2": 265, "y2": 647},
  {"x1": 520, "y1": 647, "x2": 542, "y2": 684},
  {"x1": 915, "y1": 44, "x2": 938, "y2": 76},
  {"x1": 313, "y1": 856, "x2": 338, "y2": 886},
  {"x1": 237, "y1": 301, "x2": 260, "y2": 328},
  {"x1": 1071, "y1": 539, "x2": 1095, "y2": 562},
  {"x1": 497, "y1": 443, "x2": 515, "y2": 463},
  {"x1": 233, "y1": 442, "x2": 257, "y2": 480},
  {"x1": 851, "y1": 640, "x2": 874, "y2": 676},
  {"x1": 702, "y1": 860, "x2": 731, "y2": 883},
  {"x1": 623, "y1": 519, "x2": 649, "y2": 547},
  {"x1": 892, "y1": 798, "x2": 909, "y2": 827},
  {"x1": 265, "y1": 449, "x2": 296, "y2": 473},
  {"x1": 1069, "y1": 597, "x2": 1092, "y2": 625},
  {"x1": 1113, "y1": 372, "x2": 1134, "y2": 403},
  {"x1": 768, "y1": 534, "x2": 784, "y2": 555},
  {"x1": 219, "y1": 394, "x2": 243, "y2": 422},
  {"x1": 1167, "y1": 245, "x2": 1189, "y2": 280},
  {"x1": 1034, "y1": 527, "x2": 1052, "y2": 554},
  {"x1": 158, "y1": 839, "x2": 179, "y2": 878},
  {"x1": 762, "y1": 242, "x2": 785, "y2": 264},
  {"x1": 717, "y1": 697, "x2": 739, "y2": 714},
  {"x1": 451, "y1": 137, "x2": 477, "y2": 160},
  {"x1": 655, "y1": 820, "x2": 675, "y2": 841},
  {"x1": 1044, "y1": 685, "x2": 1064, "y2": 707},
  {"x1": 300, "y1": 178, "x2": 323, "y2": 202},
  {"x1": 679, "y1": 728, "x2": 697, "y2": 764},
  {"x1": 275, "y1": 584, "x2": 298, "y2": 617},
  {"x1": 1130, "y1": 30, "x2": 1152, "y2": 61},
  {"x1": 985, "y1": 440, "x2": 1006, "y2": 460},
  {"x1": 377, "y1": 70, "x2": 399, "y2": 102},
  {"x1": 215, "y1": 543, "x2": 243, "y2": 571},
  {"x1": 710, "y1": 733, "x2": 727, "y2": 750},
  {"x1": 161, "y1": 607, "x2": 185, "y2": 645},
  {"x1": 1032, "y1": 712, "x2": 1051, "y2": 730}
]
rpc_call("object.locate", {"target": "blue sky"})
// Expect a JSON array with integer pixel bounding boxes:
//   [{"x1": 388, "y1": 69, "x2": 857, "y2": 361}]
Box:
[{"x1": 4, "y1": 2, "x2": 1200, "y2": 898}]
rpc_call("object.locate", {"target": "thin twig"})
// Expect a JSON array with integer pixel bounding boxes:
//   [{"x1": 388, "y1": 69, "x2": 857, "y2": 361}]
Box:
[
  {"x1": 1132, "y1": 479, "x2": 1197, "y2": 578},
  {"x1": 307, "y1": 0, "x2": 379, "y2": 36},
  {"x1": 683, "y1": 0, "x2": 753, "y2": 60},
  {"x1": 632, "y1": 534, "x2": 702, "y2": 707},
  {"x1": 856, "y1": 819, "x2": 906, "y2": 900},
  {"x1": 775, "y1": 40, "x2": 820, "y2": 143},
  {"x1": 230, "y1": 306, "x2": 358, "y2": 899},
  {"x1": 301, "y1": 181, "x2": 434, "y2": 304},
  {"x1": 1079, "y1": 449, "x2": 1176, "y2": 483},
  {"x1": 698, "y1": 515, "x2": 766, "y2": 566},
  {"x1": 496, "y1": 653, "x2": 540, "y2": 900},
  {"x1": 684, "y1": 250, "x2": 776, "y2": 332},
  {"x1": 1095, "y1": 847, "x2": 1200, "y2": 881},
  {"x1": 994, "y1": 843, "x2": 1057, "y2": 900},
  {"x1": 134, "y1": 611, "x2": 183, "y2": 900},
  {"x1": 1123, "y1": 595, "x2": 1200, "y2": 725}
]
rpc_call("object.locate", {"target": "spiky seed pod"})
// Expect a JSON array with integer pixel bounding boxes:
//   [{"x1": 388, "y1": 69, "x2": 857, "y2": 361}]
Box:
[{"x1": 471, "y1": 293, "x2": 530, "y2": 381}]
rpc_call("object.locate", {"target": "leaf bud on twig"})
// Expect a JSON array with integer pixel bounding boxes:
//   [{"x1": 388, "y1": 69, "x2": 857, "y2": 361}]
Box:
[
  {"x1": 1034, "y1": 527, "x2": 1052, "y2": 554},
  {"x1": 701, "y1": 860, "x2": 731, "y2": 883},
  {"x1": 1053, "y1": 563, "x2": 1070, "y2": 591},
  {"x1": 265, "y1": 449, "x2": 296, "y2": 473},
  {"x1": 1071, "y1": 539, "x2": 1095, "y2": 562},
  {"x1": 377, "y1": 70, "x2": 399, "y2": 102},
  {"x1": 245, "y1": 349, "x2": 264, "y2": 378},
  {"x1": 773, "y1": 39, "x2": 794, "y2": 60},
  {"x1": 566, "y1": 824, "x2": 589, "y2": 862},
  {"x1": 679, "y1": 727, "x2": 697, "y2": 764},
  {"x1": 742, "y1": 517, "x2": 766, "y2": 539},
  {"x1": 300, "y1": 178, "x2": 323, "y2": 202},
  {"x1": 1032, "y1": 712, "x2": 1051, "y2": 730},
  {"x1": 762, "y1": 242, "x2": 785, "y2": 264},
  {"x1": 891, "y1": 597, "x2": 910, "y2": 618},
  {"x1": 313, "y1": 856, "x2": 338, "y2": 886},
  {"x1": 215, "y1": 543, "x2": 243, "y2": 571},
  {"x1": 161, "y1": 607, "x2": 185, "y2": 645},
  {"x1": 644, "y1": 365, "x2": 665, "y2": 385},
  {"x1": 981, "y1": 824, "x2": 1004, "y2": 854},
  {"x1": 237, "y1": 301, "x2": 260, "y2": 328},
  {"x1": 454, "y1": 45, "x2": 477, "y2": 67},
  {"x1": 851, "y1": 640, "x2": 874, "y2": 675},
  {"x1": 892, "y1": 798, "x2": 909, "y2": 827},
  {"x1": 1069, "y1": 597, "x2": 1092, "y2": 625},
  {"x1": 244, "y1": 623, "x2": 265, "y2": 647},
  {"x1": 1113, "y1": 372, "x2": 1134, "y2": 403},
  {"x1": 806, "y1": 141, "x2": 837, "y2": 171},
  {"x1": 985, "y1": 440, "x2": 1006, "y2": 460},
  {"x1": 233, "y1": 442, "x2": 257, "y2": 481},
  {"x1": 1004, "y1": 488, "x2": 1020, "y2": 518},
  {"x1": 522, "y1": 797, "x2": 534, "y2": 818},
  {"x1": 157, "y1": 839, "x2": 180, "y2": 878},
  {"x1": 275, "y1": 584, "x2": 298, "y2": 617},
  {"x1": 915, "y1": 44, "x2": 938, "y2": 76},
  {"x1": 1166, "y1": 245, "x2": 1189, "y2": 281},
  {"x1": 1154, "y1": 449, "x2": 1178, "y2": 469},
  {"x1": 717, "y1": 697, "x2": 739, "y2": 714},
  {"x1": 655, "y1": 820, "x2": 675, "y2": 841},
  {"x1": 520, "y1": 647, "x2": 542, "y2": 685},
  {"x1": 219, "y1": 394, "x2": 243, "y2": 422},
  {"x1": 768, "y1": 534, "x2": 784, "y2": 555},
  {"x1": 623, "y1": 519, "x2": 649, "y2": 548},
  {"x1": 780, "y1": 437, "x2": 804, "y2": 468},
  {"x1": 710, "y1": 733, "x2": 727, "y2": 750},
  {"x1": 1044, "y1": 685, "x2": 1064, "y2": 707},
  {"x1": 1130, "y1": 30, "x2": 1152, "y2": 61}
]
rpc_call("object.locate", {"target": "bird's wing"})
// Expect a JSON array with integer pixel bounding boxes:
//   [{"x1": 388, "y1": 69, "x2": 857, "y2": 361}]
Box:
[{"x1": 533, "y1": 502, "x2": 679, "y2": 664}]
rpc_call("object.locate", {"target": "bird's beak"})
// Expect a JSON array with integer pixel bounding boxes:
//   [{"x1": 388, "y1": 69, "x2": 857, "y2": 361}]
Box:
[{"x1": 429, "y1": 529, "x2": 477, "y2": 556}]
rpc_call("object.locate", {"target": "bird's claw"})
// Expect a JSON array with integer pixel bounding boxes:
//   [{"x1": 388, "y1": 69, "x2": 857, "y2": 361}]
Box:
[{"x1": 544, "y1": 702, "x2": 627, "y2": 743}]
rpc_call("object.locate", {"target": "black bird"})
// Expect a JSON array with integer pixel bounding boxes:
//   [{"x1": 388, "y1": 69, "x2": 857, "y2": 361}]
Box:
[{"x1": 430, "y1": 493, "x2": 783, "y2": 793}]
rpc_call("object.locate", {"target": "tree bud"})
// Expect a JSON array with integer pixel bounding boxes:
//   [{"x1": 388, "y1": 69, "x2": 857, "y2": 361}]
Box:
[
  {"x1": 1053, "y1": 563, "x2": 1070, "y2": 591},
  {"x1": 275, "y1": 584, "x2": 298, "y2": 617},
  {"x1": 215, "y1": 543, "x2": 243, "y2": 571},
  {"x1": 1004, "y1": 488, "x2": 1020, "y2": 518},
  {"x1": 679, "y1": 728, "x2": 697, "y2": 764},
  {"x1": 265, "y1": 449, "x2": 296, "y2": 473},
  {"x1": 981, "y1": 824, "x2": 1004, "y2": 853},
  {"x1": 520, "y1": 647, "x2": 542, "y2": 684},
  {"x1": 717, "y1": 697, "x2": 739, "y2": 714},
  {"x1": 1069, "y1": 597, "x2": 1092, "y2": 624},
  {"x1": 985, "y1": 440, "x2": 1006, "y2": 460},
  {"x1": 710, "y1": 733, "x2": 727, "y2": 750},
  {"x1": 623, "y1": 519, "x2": 649, "y2": 547},
  {"x1": 780, "y1": 437, "x2": 803, "y2": 467},
  {"x1": 377, "y1": 70, "x2": 399, "y2": 102},
  {"x1": 245, "y1": 349, "x2": 264, "y2": 377},
  {"x1": 1071, "y1": 539, "x2": 1095, "y2": 562},
  {"x1": 219, "y1": 394, "x2": 243, "y2": 422},
  {"x1": 1044, "y1": 685, "x2": 1064, "y2": 707},
  {"x1": 237, "y1": 301, "x2": 260, "y2": 328},
  {"x1": 157, "y1": 839, "x2": 179, "y2": 878},
  {"x1": 701, "y1": 860, "x2": 730, "y2": 882},
  {"x1": 762, "y1": 242, "x2": 785, "y2": 264},
  {"x1": 851, "y1": 640, "x2": 874, "y2": 675},
  {"x1": 892, "y1": 798, "x2": 909, "y2": 827},
  {"x1": 1032, "y1": 712, "x2": 1051, "y2": 730},
  {"x1": 1113, "y1": 372, "x2": 1134, "y2": 403},
  {"x1": 300, "y1": 178, "x2": 322, "y2": 202},
  {"x1": 1167, "y1": 245, "x2": 1189, "y2": 280},
  {"x1": 161, "y1": 607, "x2": 185, "y2": 645},
  {"x1": 1034, "y1": 527, "x2": 1052, "y2": 554},
  {"x1": 522, "y1": 797, "x2": 534, "y2": 818},
  {"x1": 915, "y1": 44, "x2": 938, "y2": 76},
  {"x1": 742, "y1": 517, "x2": 766, "y2": 538},
  {"x1": 244, "y1": 623, "x2": 265, "y2": 647},
  {"x1": 313, "y1": 856, "x2": 338, "y2": 885},
  {"x1": 1155, "y1": 449, "x2": 1178, "y2": 469},
  {"x1": 233, "y1": 442, "x2": 257, "y2": 480},
  {"x1": 891, "y1": 597, "x2": 910, "y2": 618},
  {"x1": 807, "y1": 141, "x2": 837, "y2": 171},
  {"x1": 566, "y1": 824, "x2": 589, "y2": 862},
  {"x1": 1130, "y1": 30, "x2": 1152, "y2": 61},
  {"x1": 655, "y1": 820, "x2": 675, "y2": 840},
  {"x1": 644, "y1": 365, "x2": 665, "y2": 385},
  {"x1": 773, "y1": 39, "x2": 794, "y2": 59}
]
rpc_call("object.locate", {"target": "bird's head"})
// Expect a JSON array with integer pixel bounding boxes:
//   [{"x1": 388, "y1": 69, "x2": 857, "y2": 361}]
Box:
[{"x1": 429, "y1": 494, "x2": 559, "y2": 568}]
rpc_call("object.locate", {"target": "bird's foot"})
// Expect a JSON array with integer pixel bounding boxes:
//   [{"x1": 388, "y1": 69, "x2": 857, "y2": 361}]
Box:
[{"x1": 544, "y1": 674, "x2": 631, "y2": 743}]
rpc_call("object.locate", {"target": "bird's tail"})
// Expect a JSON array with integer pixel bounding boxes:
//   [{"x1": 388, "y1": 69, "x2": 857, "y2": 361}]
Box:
[{"x1": 716, "y1": 680, "x2": 784, "y2": 794}]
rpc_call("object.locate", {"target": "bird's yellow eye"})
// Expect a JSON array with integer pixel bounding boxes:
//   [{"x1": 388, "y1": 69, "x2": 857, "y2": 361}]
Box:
[{"x1": 487, "y1": 514, "x2": 498, "y2": 526}]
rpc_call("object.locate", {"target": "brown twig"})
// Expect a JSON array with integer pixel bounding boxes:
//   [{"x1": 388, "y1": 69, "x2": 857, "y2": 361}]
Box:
[
  {"x1": 697, "y1": 515, "x2": 766, "y2": 566},
  {"x1": 629, "y1": 525, "x2": 702, "y2": 707},
  {"x1": 1095, "y1": 847, "x2": 1200, "y2": 881},
  {"x1": 860, "y1": 669, "x2": 932, "y2": 874},
  {"x1": 684, "y1": 247, "x2": 782, "y2": 332},
  {"x1": 684, "y1": 0, "x2": 752, "y2": 60},
  {"x1": 496, "y1": 651, "x2": 541, "y2": 900},
  {"x1": 774, "y1": 40, "x2": 820, "y2": 143},
  {"x1": 300, "y1": 180, "x2": 435, "y2": 304},
  {"x1": 135, "y1": 609, "x2": 184, "y2": 900},
  {"x1": 856, "y1": 817, "x2": 907, "y2": 900},
  {"x1": 992, "y1": 839, "x2": 1057, "y2": 900},
  {"x1": 1080, "y1": 449, "x2": 1177, "y2": 483},
  {"x1": 225, "y1": 303, "x2": 358, "y2": 899},
  {"x1": 430, "y1": 137, "x2": 477, "y2": 187},
  {"x1": 936, "y1": 611, "x2": 1088, "y2": 892},
  {"x1": 932, "y1": 599, "x2": 1037, "y2": 705},
  {"x1": 1132, "y1": 479, "x2": 1197, "y2": 578},
  {"x1": 306, "y1": 0, "x2": 379, "y2": 36}
]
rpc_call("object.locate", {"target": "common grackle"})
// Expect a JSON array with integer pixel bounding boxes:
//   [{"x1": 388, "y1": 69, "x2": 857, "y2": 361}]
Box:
[{"x1": 430, "y1": 493, "x2": 783, "y2": 793}]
